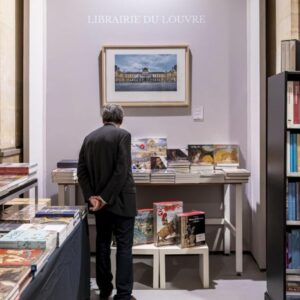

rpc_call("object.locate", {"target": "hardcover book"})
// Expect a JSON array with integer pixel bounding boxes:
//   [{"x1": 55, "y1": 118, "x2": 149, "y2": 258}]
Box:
[
  {"x1": 188, "y1": 145, "x2": 214, "y2": 165},
  {"x1": 131, "y1": 138, "x2": 167, "y2": 170},
  {"x1": 0, "y1": 229, "x2": 57, "y2": 250},
  {"x1": 133, "y1": 209, "x2": 153, "y2": 246},
  {"x1": 17, "y1": 224, "x2": 68, "y2": 247},
  {"x1": 150, "y1": 156, "x2": 167, "y2": 170},
  {"x1": 153, "y1": 201, "x2": 183, "y2": 246},
  {"x1": 177, "y1": 211, "x2": 206, "y2": 248},
  {"x1": 57, "y1": 159, "x2": 78, "y2": 168},
  {"x1": 0, "y1": 163, "x2": 37, "y2": 175},
  {"x1": 167, "y1": 149, "x2": 189, "y2": 162},
  {"x1": 0, "y1": 249, "x2": 43, "y2": 266},
  {"x1": 214, "y1": 145, "x2": 239, "y2": 166},
  {"x1": 35, "y1": 207, "x2": 80, "y2": 218},
  {"x1": 0, "y1": 223, "x2": 21, "y2": 233}
]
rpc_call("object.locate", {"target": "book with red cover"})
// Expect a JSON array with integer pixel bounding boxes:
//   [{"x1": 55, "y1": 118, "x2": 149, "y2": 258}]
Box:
[
  {"x1": 153, "y1": 201, "x2": 183, "y2": 246},
  {"x1": 0, "y1": 163, "x2": 37, "y2": 175},
  {"x1": 0, "y1": 249, "x2": 44, "y2": 266}
]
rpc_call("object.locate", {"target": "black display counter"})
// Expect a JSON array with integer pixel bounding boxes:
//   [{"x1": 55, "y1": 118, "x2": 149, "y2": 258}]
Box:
[{"x1": 20, "y1": 218, "x2": 90, "y2": 300}]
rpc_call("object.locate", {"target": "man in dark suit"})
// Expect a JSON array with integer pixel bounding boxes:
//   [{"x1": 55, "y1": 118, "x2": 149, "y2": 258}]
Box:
[{"x1": 77, "y1": 104, "x2": 136, "y2": 300}]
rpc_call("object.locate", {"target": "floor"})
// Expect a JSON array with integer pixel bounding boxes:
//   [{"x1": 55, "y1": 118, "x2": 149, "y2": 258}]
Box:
[{"x1": 90, "y1": 253, "x2": 266, "y2": 300}]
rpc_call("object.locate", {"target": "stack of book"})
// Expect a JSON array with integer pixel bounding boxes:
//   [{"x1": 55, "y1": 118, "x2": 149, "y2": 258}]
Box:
[
  {"x1": 175, "y1": 172, "x2": 199, "y2": 183},
  {"x1": 199, "y1": 170, "x2": 225, "y2": 183},
  {"x1": 214, "y1": 145, "x2": 239, "y2": 170},
  {"x1": 0, "y1": 163, "x2": 37, "y2": 176},
  {"x1": 167, "y1": 149, "x2": 190, "y2": 173},
  {"x1": 281, "y1": 39, "x2": 300, "y2": 72},
  {"x1": 223, "y1": 168, "x2": 250, "y2": 182},
  {"x1": 57, "y1": 159, "x2": 78, "y2": 168},
  {"x1": 51, "y1": 168, "x2": 78, "y2": 183},
  {"x1": 132, "y1": 170, "x2": 151, "y2": 183},
  {"x1": 150, "y1": 170, "x2": 176, "y2": 184}
]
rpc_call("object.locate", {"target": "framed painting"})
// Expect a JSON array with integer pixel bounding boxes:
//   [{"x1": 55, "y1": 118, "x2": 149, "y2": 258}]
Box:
[{"x1": 101, "y1": 45, "x2": 190, "y2": 107}]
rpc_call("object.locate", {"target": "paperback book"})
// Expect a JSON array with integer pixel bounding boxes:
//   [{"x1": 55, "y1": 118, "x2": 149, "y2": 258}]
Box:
[
  {"x1": 153, "y1": 201, "x2": 183, "y2": 246},
  {"x1": 133, "y1": 209, "x2": 154, "y2": 246},
  {"x1": 35, "y1": 207, "x2": 80, "y2": 219},
  {"x1": 177, "y1": 211, "x2": 205, "y2": 248}
]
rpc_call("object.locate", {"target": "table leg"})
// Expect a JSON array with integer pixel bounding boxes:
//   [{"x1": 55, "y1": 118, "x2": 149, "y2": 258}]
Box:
[
  {"x1": 235, "y1": 184, "x2": 243, "y2": 275},
  {"x1": 224, "y1": 184, "x2": 231, "y2": 255},
  {"x1": 34, "y1": 184, "x2": 39, "y2": 206},
  {"x1": 199, "y1": 250, "x2": 209, "y2": 288},
  {"x1": 153, "y1": 251, "x2": 159, "y2": 289},
  {"x1": 110, "y1": 249, "x2": 116, "y2": 288},
  {"x1": 58, "y1": 185, "x2": 66, "y2": 206},
  {"x1": 159, "y1": 252, "x2": 166, "y2": 289}
]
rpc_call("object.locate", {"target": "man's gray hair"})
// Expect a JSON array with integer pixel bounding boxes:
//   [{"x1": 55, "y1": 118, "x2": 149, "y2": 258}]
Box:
[{"x1": 102, "y1": 104, "x2": 124, "y2": 124}]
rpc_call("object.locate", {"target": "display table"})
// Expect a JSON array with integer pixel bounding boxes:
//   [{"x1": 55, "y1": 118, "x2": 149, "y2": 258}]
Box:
[
  {"x1": 20, "y1": 218, "x2": 90, "y2": 300},
  {"x1": 111, "y1": 243, "x2": 160, "y2": 289},
  {"x1": 52, "y1": 174, "x2": 248, "y2": 275}
]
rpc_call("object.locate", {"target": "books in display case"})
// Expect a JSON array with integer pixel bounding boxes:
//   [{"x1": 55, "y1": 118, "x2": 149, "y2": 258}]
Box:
[
  {"x1": 0, "y1": 266, "x2": 32, "y2": 299},
  {"x1": 133, "y1": 209, "x2": 154, "y2": 246},
  {"x1": 0, "y1": 249, "x2": 44, "y2": 267},
  {"x1": 16, "y1": 224, "x2": 68, "y2": 247},
  {"x1": 0, "y1": 229, "x2": 57, "y2": 250},
  {"x1": 35, "y1": 206, "x2": 81, "y2": 219},
  {"x1": 0, "y1": 163, "x2": 37, "y2": 176},
  {"x1": 177, "y1": 211, "x2": 205, "y2": 248},
  {"x1": 0, "y1": 205, "x2": 45, "y2": 224},
  {"x1": 153, "y1": 201, "x2": 183, "y2": 246}
]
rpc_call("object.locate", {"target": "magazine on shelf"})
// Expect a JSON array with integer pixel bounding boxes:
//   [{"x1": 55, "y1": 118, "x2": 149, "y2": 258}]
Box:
[
  {"x1": 153, "y1": 201, "x2": 183, "y2": 246},
  {"x1": 177, "y1": 211, "x2": 205, "y2": 248}
]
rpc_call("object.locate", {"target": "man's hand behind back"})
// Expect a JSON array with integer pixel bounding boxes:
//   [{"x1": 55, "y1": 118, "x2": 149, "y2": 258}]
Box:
[{"x1": 89, "y1": 196, "x2": 106, "y2": 212}]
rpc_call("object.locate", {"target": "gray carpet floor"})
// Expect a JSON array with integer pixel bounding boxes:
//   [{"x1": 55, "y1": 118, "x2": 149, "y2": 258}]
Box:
[{"x1": 90, "y1": 253, "x2": 266, "y2": 300}]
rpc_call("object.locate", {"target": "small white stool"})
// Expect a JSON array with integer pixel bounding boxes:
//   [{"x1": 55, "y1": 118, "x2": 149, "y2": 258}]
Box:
[
  {"x1": 110, "y1": 244, "x2": 160, "y2": 288},
  {"x1": 159, "y1": 244, "x2": 209, "y2": 289}
]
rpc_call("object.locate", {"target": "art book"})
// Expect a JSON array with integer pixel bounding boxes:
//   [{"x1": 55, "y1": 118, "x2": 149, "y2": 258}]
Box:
[
  {"x1": 150, "y1": 156, "x2": 167, "y2": 170},
  {"x1": 0, "y1": 266, "x2": 31, "y2": 296},
  {"x1": 167, "y1": 149, "x2": 189, "y2": 162},
  {"x1": 131, "y1": 138, "x2": 167, "y2": 170},
  {"x1": 214, "y1": 145, "x2": 239, "y2": 166},
  {"x1": 0, "y1": 229, "x2": 57, "y2": 250},
  {"x1": 35, "y1": 207, "x2": 80, "y2": 219},
  {"x1": 17, "y1": 224, "x2": 68, "y2": 247},
  {"x1": 133, "y1": 209, "x2": 153, "y2": 246},
  {"x1": 0, "y1": 249, "x2": 43, "y2": 266},
  {"x1": 153, "y1": 201, "x2": 183, "y2": 246},
  {"x1": 177, "y1": 211, "x2": 206, "y2": 248},
  {"x1": 188, "y1": 145, "x2": 214, "y2": 165}
]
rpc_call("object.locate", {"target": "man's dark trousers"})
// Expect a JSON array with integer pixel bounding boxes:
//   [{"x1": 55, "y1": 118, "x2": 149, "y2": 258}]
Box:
[{"x1": 95, "y1": 209, "x2": 135, "y2": 300}]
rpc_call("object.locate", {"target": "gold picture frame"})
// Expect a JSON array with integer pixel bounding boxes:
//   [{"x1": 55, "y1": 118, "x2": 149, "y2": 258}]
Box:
[{"x1": 101, "y1": 45, "x2": 190, "y2": 107}]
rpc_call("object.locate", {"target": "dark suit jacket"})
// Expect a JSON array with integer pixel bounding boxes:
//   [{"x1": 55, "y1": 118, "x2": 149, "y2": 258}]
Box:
[{"x1": 77, "y1": 123, "x2": 137, "y2": 217}]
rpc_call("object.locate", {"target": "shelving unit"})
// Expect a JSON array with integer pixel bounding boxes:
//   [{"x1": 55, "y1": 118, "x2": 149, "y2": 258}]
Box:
[{"x1": 266, "y1": 71, "x2": 300, "y2": 300}]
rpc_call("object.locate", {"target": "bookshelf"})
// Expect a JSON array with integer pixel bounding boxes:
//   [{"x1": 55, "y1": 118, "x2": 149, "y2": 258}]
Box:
[{"x1": 266, "y1": 71, "x2": 300, "y2": 300}]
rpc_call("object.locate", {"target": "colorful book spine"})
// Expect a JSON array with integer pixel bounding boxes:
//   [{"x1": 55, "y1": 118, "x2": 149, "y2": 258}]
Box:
[{"x1": 287, "y1": 81, "x2": 294, "y2": 127}]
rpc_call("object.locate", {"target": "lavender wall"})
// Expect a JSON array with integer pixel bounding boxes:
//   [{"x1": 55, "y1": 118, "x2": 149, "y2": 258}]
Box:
[{"x1": 46, "y1": 0, "x2": 249, "y2": 249}]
